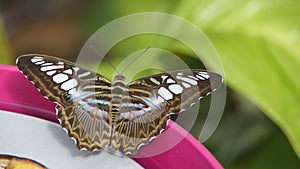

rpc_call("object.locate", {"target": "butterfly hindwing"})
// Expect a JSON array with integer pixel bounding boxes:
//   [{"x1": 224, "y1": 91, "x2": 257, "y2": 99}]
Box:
[{"x1": 57, "y1": 104, "x2": 111, "y2": 151}]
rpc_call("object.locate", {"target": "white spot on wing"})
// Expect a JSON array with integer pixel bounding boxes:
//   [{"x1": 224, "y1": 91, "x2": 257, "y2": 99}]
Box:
[
  {"x1": 161, "y1": 75, "x2": 168, "y2": 81},
  {"x1": 182, "y1": 82, "x2": 191, "y2": 88},
  {"x1": 168, "y1": 84, "x2": 183, "y2": 94},
  {"x1": 196, "y1": 75, "x2": 205, "y2": 80},
  {"x1": 177, "y1": 74, "x2": 198, "y2": 85},
  {"x1": 137, "y1": 143, "x2": 146, "y2": 153},
  {"x1": 53, "y1": 73, "x2": 69, "y2": 83},
  {"x1": 41, "y1": 62, "x2": 53, "y2": 66},
  {"x1": 150, "y1": 77, "x2": 160, "y2": 85},
  {"x1": 33, "y1": 56, "x2": 43, "y2": 59},
  {"x1": 31, "y1": 57, "x2": 43, "y2": 63},
  {"x1": 63, "y1": 69, "x2": 73, "y2": 75},
  {"x1": 71, "y1": 137, "x2": 77, "y2": 144},
  {"x1": 77, "y1": 71, "x2": 91, "y2": 78},
  {"x1": 61, "y1": 78, "x2": 78, "y2": 91},
  {"x1": 72, "y1": 67, "x2": 80, "y2": 72},
  {"x1": 181, "y1": 77, "x2": 198, "y2": 85},
  {"x1": 166, "y1": 78, "x2": 175, "y2": 84},
  {"x1": 158, "y1": 87, "x2": 173, "y2": 100},
  {"x1": 40, "y1": 65, "x2": 64, "y2": 72},
  {"x1": 188, "y1": 75, "x2": 199, "y2": 81},
  {"x1": 46, "y1": 70, "x2": 57, "y2": 76},
  {"x1": 199, "y1": 72, "x2": 210, "y2": 79},
  {"x1": 35, "y1": 61, "x2": 45, "y2": 65}
]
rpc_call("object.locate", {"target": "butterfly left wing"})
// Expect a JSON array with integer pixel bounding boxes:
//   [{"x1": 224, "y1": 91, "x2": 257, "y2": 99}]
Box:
[
  {"x1": 17, "y1": 54, "x2": 113, "y2": 151},
  {"x1": 111, "y1": 70, "x2": 223, "y2": 155}
]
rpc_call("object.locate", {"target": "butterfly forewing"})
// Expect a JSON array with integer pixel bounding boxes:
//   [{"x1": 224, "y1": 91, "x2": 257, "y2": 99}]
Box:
[
  {"x1": 16, "y1": 55, "x2": 111, "y2": 104},
  {"x1": 128, "y1": 70, "x2": 222, "y2": 116}
]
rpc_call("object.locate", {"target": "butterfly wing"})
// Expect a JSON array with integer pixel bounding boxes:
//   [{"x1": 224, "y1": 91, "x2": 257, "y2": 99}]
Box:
[
  {"x1": 129, "y1": 70, "x2": 223, "y2": 115},
  {"x1": 112, "y1": 70, "x2": 223, "y2": 155},
  {"x1": 17, "y1": 54, "x2": 112, "y2": 151}
]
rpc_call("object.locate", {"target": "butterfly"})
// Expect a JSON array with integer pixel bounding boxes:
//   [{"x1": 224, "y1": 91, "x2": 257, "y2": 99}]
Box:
[{"x1": 16, "y1": 54, "x2": 223, "y2": 156}]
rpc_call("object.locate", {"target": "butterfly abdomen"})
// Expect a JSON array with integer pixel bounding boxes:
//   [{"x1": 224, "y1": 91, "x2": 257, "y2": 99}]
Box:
[{"x1": 108, "y1": 75, "x2": 128, "y2": 124}]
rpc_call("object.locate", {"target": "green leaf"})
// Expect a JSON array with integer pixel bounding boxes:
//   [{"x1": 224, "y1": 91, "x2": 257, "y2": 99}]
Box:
[{"x1": 174, "y1": 0, "x2": 300, "y2": 157}]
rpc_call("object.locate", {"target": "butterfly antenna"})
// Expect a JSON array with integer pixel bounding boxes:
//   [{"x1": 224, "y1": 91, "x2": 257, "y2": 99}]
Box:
[
  {"x1": 89, "y1": 45, "x2": 120, "y2": 75},
  {"x1": 120, "y1": 46, "x2": 150, "y2": 75}
]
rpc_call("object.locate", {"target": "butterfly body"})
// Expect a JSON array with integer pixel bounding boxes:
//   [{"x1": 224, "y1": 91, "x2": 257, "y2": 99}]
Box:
[{"x1": 16, "y1": 54, "x2": 223, "y2": 155}]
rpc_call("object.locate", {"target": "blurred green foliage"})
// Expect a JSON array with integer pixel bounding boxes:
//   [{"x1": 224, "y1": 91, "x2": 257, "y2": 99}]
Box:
[
  {"x1": 175, "y1": 0, "x2": 300, "y2": 158},
  {"x1": 0, "y1": 16, "x2": 12, "y2": 64}
]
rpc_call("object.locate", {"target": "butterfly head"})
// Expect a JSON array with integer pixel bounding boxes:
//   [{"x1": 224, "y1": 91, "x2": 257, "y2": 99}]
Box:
[{"x1": 114, "y1": 75, "x2": 126, "y2": 82}]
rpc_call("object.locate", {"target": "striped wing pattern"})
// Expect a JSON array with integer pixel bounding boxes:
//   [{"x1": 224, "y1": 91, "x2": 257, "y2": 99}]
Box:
[
  {"x1": 112, "y1": 70, "x2": 222, "y2": 154},
  {"x1": 16, "y1": 54, "x2": 223, "y2": 156},
  {"x1": 17, "y1": 55, "x2": 112, "y2": 151}
]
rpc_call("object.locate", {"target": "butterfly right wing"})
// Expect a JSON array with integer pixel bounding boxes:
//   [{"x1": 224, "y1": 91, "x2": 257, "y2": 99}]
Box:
[
  {"x1": 111, "y1": 70, "x2": 223, "y2": 155},
  {"x1": 17, "y1": 54, "x2": 112, "y2": 151}
]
